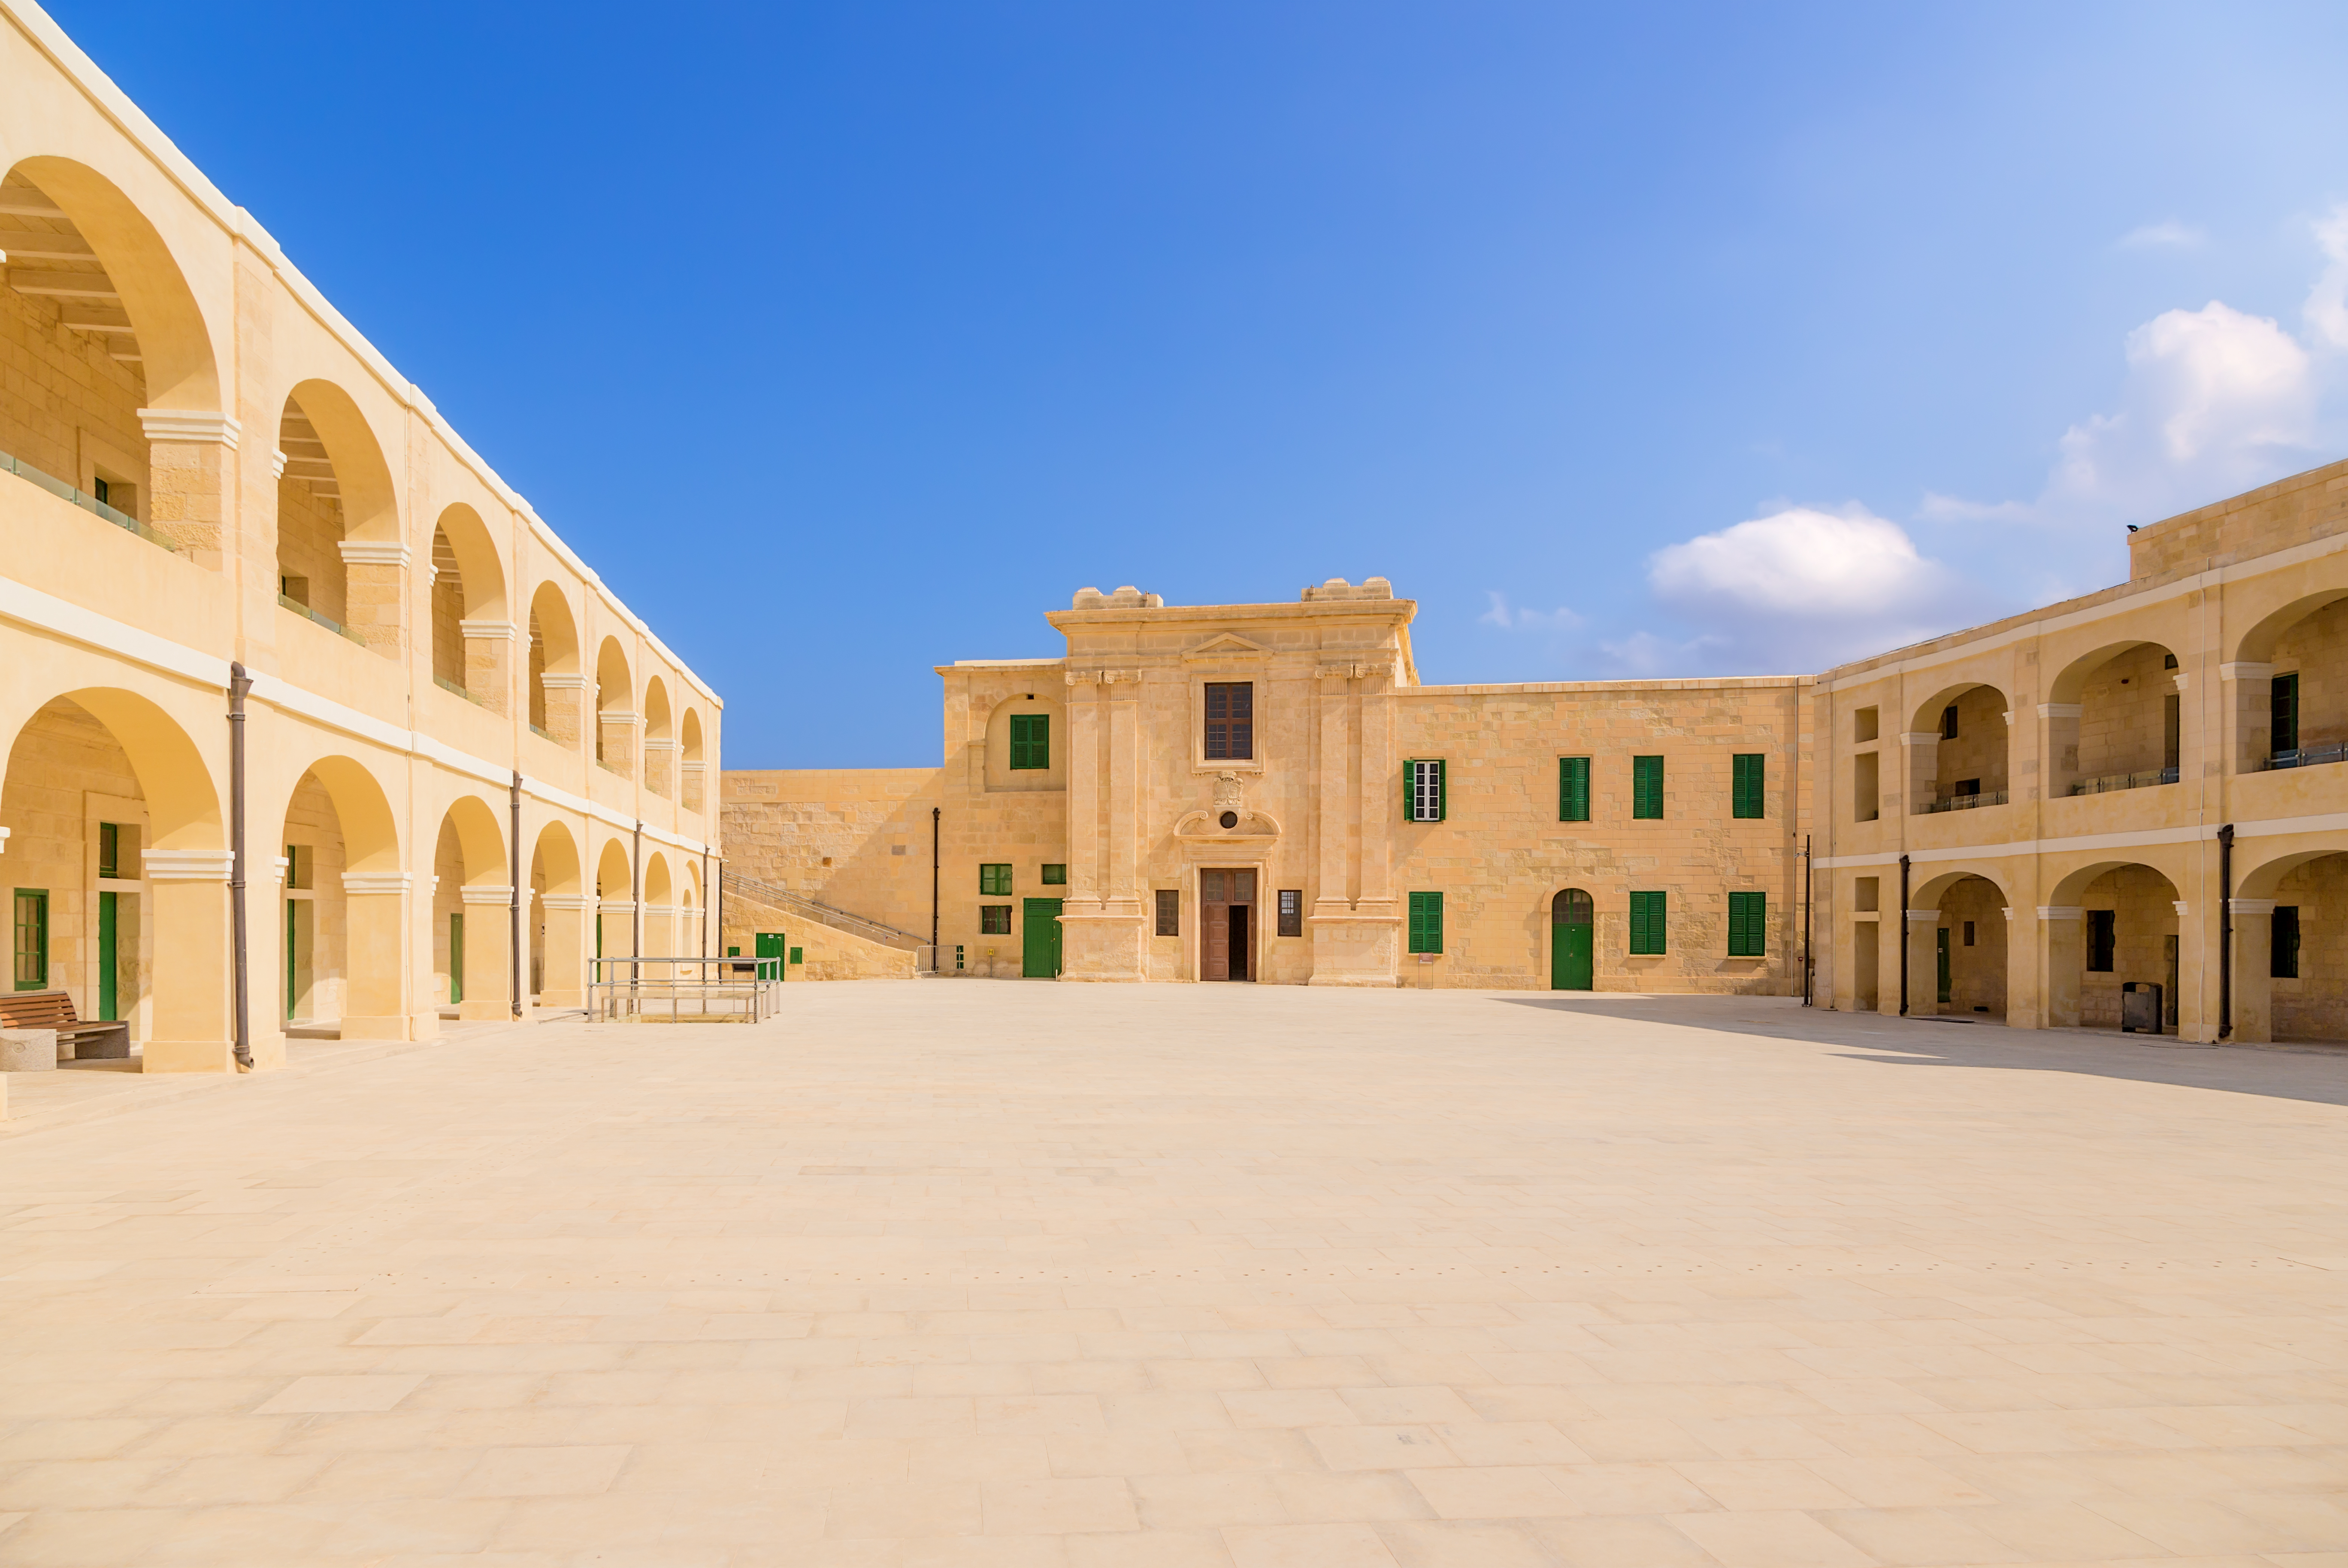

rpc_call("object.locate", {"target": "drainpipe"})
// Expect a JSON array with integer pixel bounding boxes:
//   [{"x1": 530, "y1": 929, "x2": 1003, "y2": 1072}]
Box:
[
  {"x1": 1897, "y1": 853, "x2": 1911, "y2": 1016},
  {"x1": 2218, "y1": 823, "x2": 2234, "y2": 1039},
  {"x1": 1802, "y1": 835, "x2": 1813, "y2": 1007},
  {"x1": 631, "y1": 819, "x2": 644, "y2": 959},
  {"x1": 701, "y1": 846, "x2": 710, "y2": 960},
  {"x1": 508, "y1": 771, "x2": 523, "y2": 1018},
  {"x1": 931, "y1": 805, "x2": 941, "y2": 970},
  {"x1": 228, "y1": 663, "x2": 254, "y2": 1071}
]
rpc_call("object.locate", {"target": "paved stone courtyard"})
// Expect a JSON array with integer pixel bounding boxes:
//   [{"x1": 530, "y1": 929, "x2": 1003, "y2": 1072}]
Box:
[{"x1": 0, "y1": 985, "x2": 2343, "y2": 1567}]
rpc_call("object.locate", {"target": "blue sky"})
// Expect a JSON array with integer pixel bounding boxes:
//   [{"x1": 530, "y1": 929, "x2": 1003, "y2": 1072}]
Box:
[{"x1": 54, "y1": 1, "x2": 2348, "y2": 766}]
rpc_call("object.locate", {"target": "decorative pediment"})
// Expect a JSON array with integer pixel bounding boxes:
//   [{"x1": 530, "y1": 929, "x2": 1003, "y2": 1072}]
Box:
[
  {"x1": 1182, "y1": 631, "x2": 1268, "y2": 660},
  {"x1": 1172, "y1": 807, "x2": 1282, "y2": 846}
]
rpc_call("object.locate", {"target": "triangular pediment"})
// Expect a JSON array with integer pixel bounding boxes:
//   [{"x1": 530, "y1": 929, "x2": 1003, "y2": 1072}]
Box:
[{"x1": 1183, "y1": 631, "x2": 1268, "y2": 659}]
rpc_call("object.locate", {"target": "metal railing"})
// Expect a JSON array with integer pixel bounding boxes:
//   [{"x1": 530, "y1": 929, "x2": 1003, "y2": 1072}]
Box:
[
  {"x1": 2, "y1": 447, "x2": 180, "y2": 551},
  {"x1": 2070, "y1": 766, "x2": 2178, "y2": 795},
  {"x1": 587, "y1": 954, "x2": 783, "y2": 1023},
  {"x1": 530, "y1": 723, "x2": 556, "y2": 742},
  {"x1": 722, "y1": 868, "x2": 928, "y2": 951},
  {"x1": 596, "y1": 759, "x2": 628, "y2": 778},
  {"x1": 278, "y1": 593, "x2": 368, "y2": 645},
  {"x1": 434, "y1": 674, "x2": 483, "y2": 706},
  {"x1": 1918, "y1": 789, "x2": 2007, "y2": 814},
  {"x1": 2270, "y1": 741, "x2": 2347, "y2": 771}
]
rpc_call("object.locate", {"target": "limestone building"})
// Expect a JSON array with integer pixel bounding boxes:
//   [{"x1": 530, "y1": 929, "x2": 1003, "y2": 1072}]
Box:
[
  {"x1": 725, "y1": 475, "x2": 2348, "y2": 1045},
  {"x1": 0, "y1": 3, "x2": 720, "y2": 1070}
]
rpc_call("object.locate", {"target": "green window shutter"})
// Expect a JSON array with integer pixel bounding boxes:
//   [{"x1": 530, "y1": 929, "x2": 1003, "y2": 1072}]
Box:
[
  {"x1": 1632, "y1": 755, "x2": 1664, "y2": 819},
  {"x1": 1629, "y1": 890, "x2": 1666, "y2": 955},
  {"x1": 1009, "y1": 713, "x2": 1049, "y2": 770},
  {"x1": 1408, "y1": 891, "x2": 1443, "y2": 954},
  {"x1": 13, "y1": 889, "x2": 48, "y2": 990},
  {"x1": 1728, "y1": 891, "x2": 1765, "y2": 957},
  {"x1": 1435, "y1": 759, "x2": 1446, "y2": 822},
  {"x1": 1559, "y1": 757, "x2": 1590, "y2": 822},
  {"x1": 1732, "y1": 754, "x2": 1763, "y2": 819},
  {"x1": 979, "y1": 863, "x2": 1012, "y2": 896},
  {"x1": 1404, "y1": 760, "x2": 1446, "y2": 822}
]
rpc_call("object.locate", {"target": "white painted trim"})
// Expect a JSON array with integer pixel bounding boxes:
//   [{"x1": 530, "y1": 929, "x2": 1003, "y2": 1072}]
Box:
[
  {"x1": 142, "y1": 848, "x2": 231, "y2": 881},
  {"x1": 1898, "y1": 732, "x2": 1940, "y2": 745},
  {"x1": 2037, "y1": 703, "x2": 2082, "y2": 719},
  {"x1": 0, "y1": 825, "x2": 9, "y2": 855},
  {"x1": 337, "y1": 540, "x2": 412, "y2": 568},
  {"x1": 596, "y1": 899, "x2": 638, "y2": 913},
  {"x1": 342, "y1": 872, "x2": 412, "y2": 895},
  {"x1": 2037, "y1": 906, "x2": 2084, "y2": 920},
  {"x1": 643, "y1": 739, "x2": 679, "y2": 752},
  {"x1": 2221, "y1": 662, "x2": 2275, "y2": 681},
  {"x1": 537, "y1": 895, "x2": 590, "y2": 911},
  {"x1": 270, "y1": 448, "x2": 288, "y2": 480},
  {"x1": 537, "y1": 673, "x2": 590, "y2": 690},
  {"x1": 2230, "y1": 898, "x2": 2278, "y2": 916},
  {"x1": 457, "y1": 619, "x2": 517, "y2": 641},
  {"x1": 136, "y1": 408, "x2": 240, "y2": 448},
  {"x1": 459, "y1": 885, "x2": 515, "y2": 905},
  {"x1": 1904, "y1": 909, "x2": 1941, "y2": 923},
  {"x1": 1816, "y1": 808, "x2": 2348, "y2": 871},
  {"x1": 0, "y1": 575, "x2": 229, "y2": 685}
]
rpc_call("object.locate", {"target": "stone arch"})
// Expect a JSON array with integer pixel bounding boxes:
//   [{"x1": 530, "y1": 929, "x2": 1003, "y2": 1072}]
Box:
[
  {"x1": 528, "y1": 819, "x2": 584, "y2": 1008},
  {"x1": 2046, "y1": 640, "x2": 2181, "y2": 796},
  {"x1": 430, "y1": 793, "x2": 508, "y2": 1017},
  {"x1": 680, "y1": 707, "x2": 707, "y2": 812},
  {"x1": 595, "y1": 637, "x2": 635, "y2": 775},
  {"x1": 428, "y1": 504, "x2": 510, "y2": 706},
  {"x1": 2045, "y1": 858, "x2": 2184, "y2": 1033},
  {"x1": 2235, "y1": 848, "x2": 2348, "y2": 1044},
  {"x1": 642, "y1": 677, "x2": 674, "y2": 799},
  {"x1": 1906, "y1": 681, "x2": 2008, "y2": 813},
  {"x1": 2233, "y1": 587, "x2": 2348, "y2": 666},
  {"x1": 594, "y1": 836, "x2": 635, "y2": 961},
  {"x1": 644, "y1": 850, "x2": 675, "y2": 958},
  {"x1": 526, "y1": 581, "x2": 582, "y2": 743},
  {"x1": 984, "y1": 691, "x2": 1067, "y2": 793},
  {"x1": 275, "y1": 753, "x2": 405, "y2": 1040},
  {"x1": 3, "y1": 687, "x2": 223, "y2": 852},
  {"x1": 272, "y1": 380, "x2": 402, "y2": 652},
  {"x1": 1908, "y1": 868, "x2": 2012, "y2": 1021},
  {"x1": 2237, "y1": 591, "x2": 2348, "y2": 769}
]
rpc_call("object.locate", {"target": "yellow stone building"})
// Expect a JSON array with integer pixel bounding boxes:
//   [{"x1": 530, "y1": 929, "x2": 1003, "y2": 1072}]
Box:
[
  {"x1": 0, "y1": 4, "x2": 720, "y2": 1071},
  {"x1": 725, "y1": 482, "x2": 2347, "y2": 1044}
]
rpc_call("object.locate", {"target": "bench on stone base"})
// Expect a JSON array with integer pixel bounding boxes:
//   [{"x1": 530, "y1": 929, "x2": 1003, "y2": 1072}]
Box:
[{"x1": 0, "y1": 993, "x2": 129, "y2": 1062}]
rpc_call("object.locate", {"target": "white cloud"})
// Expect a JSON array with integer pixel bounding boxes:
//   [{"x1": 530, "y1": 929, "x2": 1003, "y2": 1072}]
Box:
[
  {"x1": 2303, "y1": 203, "x2": 2348, "y2": 350},
  {"x1": 2119, "y1": 220, "x2": 2206, "y2": 250},
  {"x1": 1479, "y1": 591, "x2": 1582, "y2": 632}
]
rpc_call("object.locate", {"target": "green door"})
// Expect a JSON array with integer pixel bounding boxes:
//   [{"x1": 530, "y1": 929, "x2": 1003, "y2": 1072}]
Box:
[
  {"x1": 97, "y1": 891, "x2": 117, "y2": 1021},
  {"x1": 449, "y1": 912, "x2": 465, "y2": 1005},
  {"x1": 1936, "y1": 927, "x2": 1952, "y2": 1004},
  {"x1": 755, "y1": 931, "x2": 787, "y2": 983},
  {"x1": 1550, "y1": 889, "x2": 1594, "y2": 990},
  {"x1": 1023, "y1": 898, "x2": 1063, "y2": 978}
]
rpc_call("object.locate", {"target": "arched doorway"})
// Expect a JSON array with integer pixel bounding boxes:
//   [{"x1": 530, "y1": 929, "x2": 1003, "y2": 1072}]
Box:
[
  {"x1": 1910, "y1": 872, "x2": 2009, "y2": 1020},
  {"x1": 1550, "y1": 888, "x2": 1594, "y2": 990}
]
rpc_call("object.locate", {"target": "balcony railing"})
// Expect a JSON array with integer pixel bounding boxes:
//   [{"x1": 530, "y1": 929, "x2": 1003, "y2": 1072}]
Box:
[
  {"x1": 2270, "y1": 741, "x2": 2347, "y2": 771},
  {"x1": 278, "y1": 593, "x2": 366, "y2": 646},
  {"x1": 433, "y1": 674, "x2": 483, "y2": 707},
  {"x1": 530, "y1": 723, "x2": 556, "y2": 742},
  {"x1": 2070, "y1": 766, "x2": 2178, "y2": 795},
  {"x1": 596, "y1": 759, "x2": 629, "y2": 779},
  {"x1": 1918, "y1": 789, "x2": 2007, "y2": 814},
  {"x1": 3, "y1": 447, "x2": 179, "y2": 551}
]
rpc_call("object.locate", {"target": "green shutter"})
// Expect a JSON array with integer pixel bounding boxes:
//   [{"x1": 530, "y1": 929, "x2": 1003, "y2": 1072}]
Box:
[
  {"x1": 1732, "y1": 754, "x2": 1763, "y2": 818},
  {"x1": 448, "y1": 912, "x2": 465, "y2": 1004},
  {"x1": 1559, "y1": 757, "x2": 1590, "y2": 822},
  {"x1": 1404, "y1": 760, "x2": 1446, "y2": 822},
  {"x1": 1632, "y1": 756, "x2": 1664, "y2": 819},
  {"x1": 980, "y1": 863, "x2": 1012, "y2": 896},
  {"x1": 1728, "y1": 891, "x2": 1765, "y2": 957},
  {"x1": 1408, "y1": 891, "x2": 1443, "y2": 954},
  {"x1": 1629, "y1": 890, "x2": 1666, "y2": 955},
  {"x1": 1009, "y1": 713, "x2": 1049, "y2": 771},
  {"x1": 13, "y1": 889, "x2": 48, "y2": 990},
  {"x1": 1436, "y1": 759, "x2": 1446, "y2": 822}
]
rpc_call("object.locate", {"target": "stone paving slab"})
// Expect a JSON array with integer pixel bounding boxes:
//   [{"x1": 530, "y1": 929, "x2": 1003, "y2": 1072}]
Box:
[{"x1": 0, "y1": 983, "x2": 2342, "y2": 1566}]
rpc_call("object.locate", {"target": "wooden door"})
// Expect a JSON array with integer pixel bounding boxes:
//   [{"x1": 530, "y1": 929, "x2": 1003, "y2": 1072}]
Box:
[
  {"x1": 1022, "y1": 899, "x2": 1063, "y2": 977},
  {"x1": 1551, "y1": 888, "x2": 1593, "y2": 990},
  {"x1": 1201, "y1": 870, "x2": 1229, "y2": 981}
]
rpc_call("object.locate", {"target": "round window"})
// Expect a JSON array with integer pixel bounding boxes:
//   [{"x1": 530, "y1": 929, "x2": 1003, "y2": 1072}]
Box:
[{"x1": 1219, "y1": 810, "x2": 1239, "y2": 829}]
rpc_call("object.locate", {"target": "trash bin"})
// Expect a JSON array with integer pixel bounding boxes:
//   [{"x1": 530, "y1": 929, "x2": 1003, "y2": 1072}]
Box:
[{"x1": 2121, "y1": 981, "x2": 2162, "y2": 1034}]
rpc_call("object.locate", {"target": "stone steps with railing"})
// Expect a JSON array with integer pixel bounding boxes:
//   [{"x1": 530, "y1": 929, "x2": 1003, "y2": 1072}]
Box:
[{"x1": 720, "y1": 869, "x2": 927, "y2": 953}]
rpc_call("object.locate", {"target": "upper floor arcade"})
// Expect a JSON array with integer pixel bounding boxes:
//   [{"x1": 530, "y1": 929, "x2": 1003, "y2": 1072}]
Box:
[{"x1": 0, "y1": 3, "x2": 717, "y2": 832}]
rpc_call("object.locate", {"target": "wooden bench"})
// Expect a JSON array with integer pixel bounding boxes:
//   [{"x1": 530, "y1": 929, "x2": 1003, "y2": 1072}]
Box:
[{"x1": 0, "y1": 992, "x2": 130, "y2": 1060}]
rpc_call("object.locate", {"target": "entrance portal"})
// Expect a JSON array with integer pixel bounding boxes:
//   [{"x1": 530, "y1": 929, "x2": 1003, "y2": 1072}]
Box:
[
  {"x1": 1551, "y1": 888, "x2": 1594, "y2": 990},
  {"x1": 1022, "y1": 898, "x2": 1063, "y2": 978},
  {"x1": 1201, "y1": 869, "x2": 1255, "y2": 981}
]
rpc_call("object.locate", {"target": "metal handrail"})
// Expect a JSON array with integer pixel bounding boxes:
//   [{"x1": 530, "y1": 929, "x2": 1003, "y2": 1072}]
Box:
[
  {"x1": 2270, "y1": 741, "x2": 2347, "y2": 771},
  {"x1": 587, "y1": 954, "x2": 783, "y2": 1023},
  {"x1": 722, "y1": 868, "x2": 927, "y2": 950},
  {"x1": 2070, "y1": 766, "x2": 2179, "y2": 795},
  {"x1": 278, "y1": 593, "x2": 367, "y2": 645},
  {"x1": 2, "y1": 447, "x2": 179, "y2": 551},
  {"x1": 1918, "y1": 789, "x2": 2007, "y2": 814}
]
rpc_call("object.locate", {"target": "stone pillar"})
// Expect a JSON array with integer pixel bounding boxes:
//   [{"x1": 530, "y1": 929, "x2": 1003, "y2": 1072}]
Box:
[
  {"x1": 540, "y1": 673, "x2": 588, "y2": 747},
  {"x1": 598, "y1": 899, "x2": 636, "y2": 962},
  {"x1": 2229, "y1": 899, "x2": 2274, "y2": 1044},
  {"x1": 1312, "y1": 674, "x2": 1400, "y2": 987},
  {"x1": 2221, "y1": 662, "x2": 2273, "y2": 775},
  {"x1": 2036, "y1": 906, "x2": 2084, "y2": 1029},
  {"x1": 681, "y1": 760, "x2": 706, "y2": 814},
  {"x1": 458, "y1": 618, "x2": 515, "y2": 715},
  {"x1": 339, "y1": 872, "x2": 420, "y2": 1039},
  {"x1": 139, "y1": 848, "x2": 236, "y2": 1073},
  {"x1": 138, "y1": 409, "x2": 240, "y2": 569},
  {"x1": 1064, "y1": 675, "x2": 1102, "y2": 906},
  {"x1": 338, "y1": 540, "x2": 410, "y2": 657},
  {"x1": 643, "y1": 738, "x2": 678, "y2": 800},
  {"x1": 1899, "y1": 731, "x2": 1941, "y2": 814},
  {"x1": 458, "y1": 884, "x2": 514, "y2": 1021},
  {"x1": 597, "y1": 710, "x2": 641, "y2": 777},
  {"x1": 1905, "y1": 910, "x2": 1942, "y2": 1016},
  {"x1": 1062, "y1": 672, "x2": 1146, "y2": 981},
  {"x1": 2038, "y1": 703, "x2": 2082, "y2": 799},
  {"x1": 539, "y1": 893, "x2": 587, "y2": 1008}
]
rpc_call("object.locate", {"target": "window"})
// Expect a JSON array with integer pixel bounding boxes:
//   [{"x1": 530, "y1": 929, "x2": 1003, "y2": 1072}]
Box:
[
  {"x1": 2273, "y1": 905, "x2": 2301, "y2": 979},
  {"x1": 1405, "y1": 759, "x2": 1446, "y2": 822},
  {"x1": 980, "y1": 905, "x2": 1012, "y2": 935},
  {"x1": 1629, "y1": 890, "x2": 1667, "y2": 955},
  {"x1": 98, "y1": 822, "x2": 120, "y2": 880},
  {"x1": 2272, "y1": 671, "x2": 2300, "y2": 756},
  {"x1": 979, "y1": 863, "x2": 1012, "y2": 896},
  {"x1": 1558, "y1": 757, "x2": 1590, "y2": 822},
  {"x1": 2163, "y1": 694, "x2": 2181, "y2": 772},
  {"x1": 790, "y1": 947, "x2": 804, "y2": 965},
  {"x1": 1942, "y1": 704, "x2": 1959, "y2": 739},
  {"x1": 1277, "y1": 889, "x2": 1302, "y2": 937},
  {"x1": 1731, "y1": 754, "x2": 1764, "y2": 819},
  {"x1": 1725, "y1": 891, "x2": 1766, "y2": 957},
  {"x1": 1952, "y1": 778, "x2": 1981, "y2": 798},
  {"x1": 2087, "y1": 909, "x2": 2116, "y2": 972},
  {"x1": 91, "y1": 475, "x2": 109, "y2": 506},
  {"x1": 1854, "y1": 753, "x2": 1879, "y2": 823},
  {"x1": 1631, "y1": 755, "x2": 1664, "y2": 819},
  {"x1": 1407, "y1": 891, "x2": 1443, "y2": 954},
  {"x1": 1008, "y1": 712, "x2": 1050, "y2": 771},
  {"x1": 284, "y1": 844, "x2": 309, "y2": 891},
  {"x1": 1204, "y1": 682, "x2": 1253, "y2": 760},
  {"x1": 1154, "y1": 889, "x2": 1180, "y2": 936},
  {"x1": 1962, "y1": 920, "x2": 1976, "y2": 947},
  {"x1": 12, "y1": 889, "x2": 47, "y2": 991},
  {"x1": 1040, "y1": 863, "x2": 1067, "y2": 885}
]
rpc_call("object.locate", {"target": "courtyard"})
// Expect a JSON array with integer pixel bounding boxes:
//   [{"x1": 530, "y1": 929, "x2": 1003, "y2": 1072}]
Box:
[{"x1": 0, "y1": 986, "x2": 2343, "y2": 1568}]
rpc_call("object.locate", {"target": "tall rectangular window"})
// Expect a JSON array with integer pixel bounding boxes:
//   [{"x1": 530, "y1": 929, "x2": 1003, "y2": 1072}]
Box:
[
  {"x1": 2273, "y1": 905, "x2": 2301, "y2": 979},
  {"x1": 1277, "y1": 889, "x2": 1303, "y2": 937},
  {"x1": 1727, "y1": 891, "x2": 1765, "y2": 957},
  {"x1": 1629, "y1": 890, "x2": 1667, "y2": 955},
  {"x1": 2087, "y1": 909, "x2": 2116, "y2": 972},
  {"x1": 1154, "y1": 889, "x2": 1180, "y2": 936},
  {"x1": 979, "y1": 905, "x2": 1011, "y2": 935},
  {"x1": 1631, "y1": 755, "x2": 1664, "y2": 819},
  {"x1": 1407, "y1": 891, "x2": 1443, "y2": 954},
  {"x1": 1405, "y1": 759, "x2": 1446, "y2": 822},
  {"x1": 1204, "y1": 682, "x2": 1253, "y2": 760},
  {"x1": 2272, "y1": 671, "x2": 2300, "y2": 756},
  {"x1": 1558, "y1": 757, "x2": 1590, "y2": 821},
  {"x1": 979, "y1": 863, "x2": 1012, "y2": 896},
  {"x1": 2163, "y1": 693, "x2": 2181, "y2": 773},
  {"x1": 12, "y1": 889, "x2": 47, "y2": 991},
  {"x1": 1008, "y1": 713, "x2": 1050, "y2": 771},
  {"x1": 1731, "y1": 754, "x2": 1764, "y2": 819},
  {"x1": 1942, "y1": 704, "x2": 1960, "y2": 739}
]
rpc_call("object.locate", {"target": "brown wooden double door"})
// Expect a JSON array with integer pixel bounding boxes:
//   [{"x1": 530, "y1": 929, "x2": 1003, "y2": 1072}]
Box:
[{"x1": 1200, "y1": 869, "x2": 1255, "y2": 981}]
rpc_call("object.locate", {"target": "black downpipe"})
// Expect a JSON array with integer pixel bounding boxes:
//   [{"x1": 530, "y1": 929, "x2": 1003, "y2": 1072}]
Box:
[
  {"x1": 1897, "y1": 853, "x2": 1911, "y2": 1016},
  {"x1": 228, "y1": 663, "x2": 254, "y2": 1071},
  {"x1": 930, "y1": 805, "x2": 941, "y2": 968},
  {"x1": 1802, "y1": 835, "x2": 1813, "y2": 1006},
  {"x1": 2218, "y1": 823, "x2": 2234, "y2": 1038},
  {"x1": 508, "y1": 772, "x2": 523, "y2": 1018},
  {"x1": 631, "y1": 820, "x2": 644, "y2": 960}
]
